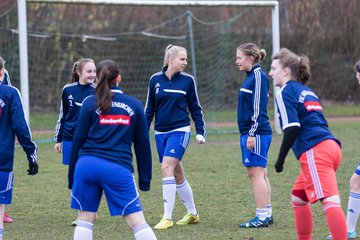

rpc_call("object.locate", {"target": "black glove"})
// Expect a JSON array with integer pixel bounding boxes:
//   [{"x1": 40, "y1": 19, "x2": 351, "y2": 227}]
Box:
[
  {"x1": 275, "y1": 161, "x2": 283, "y2": 173},
  {"x1": 275, "y1": 126, "x2": 300, "y2": 174},
  {"x1": 27, "y1": 162, "x2": 39, "y2": 175}
]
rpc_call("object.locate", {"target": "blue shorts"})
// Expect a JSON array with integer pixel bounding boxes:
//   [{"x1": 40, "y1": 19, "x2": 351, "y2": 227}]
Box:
[
  {"x1": 71, "y1": 155, "x2": 142, "y2": 216},
  {"x1": 240, "y1": 134, "x2": 272, "y2": 168},
  {"x1": 62, "y1": 140, "x2": 72, "y2": 165},
  {"x1": 155, "y1": 131, "x2": 190, "y2": 163},
  {"x1": 0, "y1": 171, "x2": 13, "y2": 204},
  {"x1": 355, "y1": 163, "x2": 360, "y2": 175}
]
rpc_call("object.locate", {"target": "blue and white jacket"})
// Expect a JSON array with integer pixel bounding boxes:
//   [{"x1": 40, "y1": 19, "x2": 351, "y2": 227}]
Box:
[
  {"x1": 237, "y1": 64, "x2": 272, "y2": 136},
  {"x1": 145, "y1": 67, "x2": 206, "y2": 137},
  {"x1": 0, "y1": 84, "x2": 37, "y2": 171},
  {"x1": 68, "y1": 87, "x2": 152, "y2": 191},
  {"x1": 54, "y1": 82, "x2": 96, "y2": 142},
  {"x1": 275, "y1": 80, "x2": 339, "y2": 158}
]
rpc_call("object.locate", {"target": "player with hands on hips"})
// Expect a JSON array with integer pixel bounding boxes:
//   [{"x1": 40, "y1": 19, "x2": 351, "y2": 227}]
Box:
[
  {"x1": 326, "y1": 59, "x2": 360, "y2": 240},
  {"x1": 236, "y1": 43, "x2": 273, "y2": 228},
  {"x1": 145, "y1": 44, "x2": 206, "y2": 230},
  {"x1": 0, "y1": 56, "x2": 38, "y2": 240},
  {"x1": 68, "y1": 60, "x2": 157, "y2": 240},
  {"x1": 269, "y1": 48, "x2": 347, "y2": 240}
]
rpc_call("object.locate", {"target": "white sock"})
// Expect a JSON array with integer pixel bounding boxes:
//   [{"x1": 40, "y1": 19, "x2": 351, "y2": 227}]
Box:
[
  {"x1": 0, "y1": 227, "x2": 3, "y2": 240},
  {"x1": 133, "y1": 223, "x2": 157, "y2": 240},
  {"x1": 347, "y1": 192, "x2": 360, "y2": 232},
  {"x1": 256, "y1": 208, "x2": 268, "y2": 221},
  {"x1": 74, "y1": 221, "x2": 93, "y2": 240},
  {"x1": 267, "y1": 204, "x2": 273, "y2": 218},
  {"x1": 162, "y1": 177, "x2": 176, "y2": 220},
  {"x1": 176, "y1": 180, "x2": 197, "y2": 216}
]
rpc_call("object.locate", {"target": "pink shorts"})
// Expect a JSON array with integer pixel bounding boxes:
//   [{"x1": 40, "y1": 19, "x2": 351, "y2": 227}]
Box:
[{"x1": 293, "y1": 139, "x2": 341, "y2": 203}]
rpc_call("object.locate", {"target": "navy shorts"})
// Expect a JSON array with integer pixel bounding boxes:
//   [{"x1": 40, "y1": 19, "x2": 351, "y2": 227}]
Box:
[
  {"x1": 240, "y1": 134, "x2": 272, "y2": 168},
  {"x1": 355, "y1": 163, "x2": 360, "y2": 175},
  {"x1": 62, "y1": 140, "x2": 72, "y2": 165},
  {"x1": 0, "y1": 171, "x2": 13, "y2": 204},
  {"x1": 71, "y1": 155, "x2": 142, "y2": 216},
  {"x1": 155, "y1": 131, "x2": 190, "y2": 162}
]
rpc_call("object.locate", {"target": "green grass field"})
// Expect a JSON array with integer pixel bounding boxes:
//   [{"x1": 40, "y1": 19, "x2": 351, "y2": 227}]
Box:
[{"x1": 5, "y1": 115, "x2": 360, "y2": 239}]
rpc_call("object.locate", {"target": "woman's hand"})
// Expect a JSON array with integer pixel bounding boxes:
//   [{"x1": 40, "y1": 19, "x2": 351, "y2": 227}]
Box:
[
  {"x1": 246, "y1": 136, "x2": 255, "y2": 150},
  {"x1": 54, "y1": 143, "x2": 62, "y2": 153},
  {"x1": 196, "y1": 134, "x2": 206, "y2": 144}
]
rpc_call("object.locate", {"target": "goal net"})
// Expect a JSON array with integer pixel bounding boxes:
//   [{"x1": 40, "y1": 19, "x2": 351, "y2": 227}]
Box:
[{"x1": 0, "y1": 1, "x2": 278, "y2": 125}]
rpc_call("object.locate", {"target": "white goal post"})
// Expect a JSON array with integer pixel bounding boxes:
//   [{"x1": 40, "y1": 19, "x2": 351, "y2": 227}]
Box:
[{"x1": 19, "y1": 0, "x2": 281, "y2": 133}]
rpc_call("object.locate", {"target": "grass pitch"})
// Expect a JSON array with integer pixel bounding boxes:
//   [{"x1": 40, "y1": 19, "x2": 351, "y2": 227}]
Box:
[{"x1": 5, "y1": 118, "x2": 360, "y2": 240}]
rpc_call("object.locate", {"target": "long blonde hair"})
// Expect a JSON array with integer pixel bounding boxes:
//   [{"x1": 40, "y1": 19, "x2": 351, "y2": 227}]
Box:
[{"x1": 163, "y1": 44, "x2": 187, "y2": 68}]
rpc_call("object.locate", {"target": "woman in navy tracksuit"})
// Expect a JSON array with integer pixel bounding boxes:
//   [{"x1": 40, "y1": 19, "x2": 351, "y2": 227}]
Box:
[
  {"x1": 0, "y1": 56, "x2": 15, "y2": 224},
  {"x1": 68, "y1": 60, "x2": 157, "y2": 240},
  {"x1": 54, "y1": 58, "x2": 96, "y2": 226},
  {"x1": 0, "y1": 56, "x2": 38, "y2": 239},
  {"x1": 145, "y1": 44, "x2": 206, "y2": 230},
  {"x1": 236, "y1": 43, "x2": 273, "y2": 228},
  {"x1": 54, "y1": 58, "x2": 96, "y2": 165}
]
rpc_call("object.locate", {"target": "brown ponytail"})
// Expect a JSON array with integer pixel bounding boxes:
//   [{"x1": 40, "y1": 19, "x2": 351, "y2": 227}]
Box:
[
  {"x1": 69, "y1": 58, "x2": 94, "y2": 83},
  {"x1": 272, "y1": 48, "x2": 311, "y2": 84},
  {"x1": 237, "y1": 43, "x2": 266, "y2": 64},
  {"x1": 96, "y1": 60, "x2": 119, "y2": 113}
]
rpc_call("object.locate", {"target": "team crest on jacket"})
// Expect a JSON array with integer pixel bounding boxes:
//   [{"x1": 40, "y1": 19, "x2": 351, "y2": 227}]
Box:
[
  {"x1": 155, "y1": 83, "x2": 160, "y2": 94},
  {"x1": 99, "y1": 114, "x2": 130, "y2": 125}
]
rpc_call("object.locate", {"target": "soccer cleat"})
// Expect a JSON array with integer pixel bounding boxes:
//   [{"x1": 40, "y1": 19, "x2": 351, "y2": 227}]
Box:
[
  {"x1": 267, "y1": 215, "x2": 274, "y2": 225},
  {"x1": 3, "y1": 213, "x2": 13, "y2": 223},
  {"x1": 239, "y1": 216, "x2": 269, "y2": 228},
  {"x1": 154, "y1": 217, "x2": 173, "y2": 230},
  {"x1": 348, "y1": 231, "x2": 357, "y2": 239},
  {"x1": 71, "y1": 219, "x2": 77, "y2": 226},
  {"x1": 325, "y1": 231, "x2": 357, "y2": 239},
  {"x1": 176, "y1": 213, "x2": 200, "y2": 225}
]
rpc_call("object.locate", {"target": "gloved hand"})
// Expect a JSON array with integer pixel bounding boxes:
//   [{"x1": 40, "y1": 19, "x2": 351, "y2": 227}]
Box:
[
  {"x1": 274, "y1": 161, "x2": 283, "y2": 173},
  {"x1": 27, "y1": 162, "x2": 39, "y2": 175},
  {"x1": 196, "y1": 134, "x2": 206, "y2": 144}
]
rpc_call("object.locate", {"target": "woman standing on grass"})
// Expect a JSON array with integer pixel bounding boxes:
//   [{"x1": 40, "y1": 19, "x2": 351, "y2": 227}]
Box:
[
  {"x1": 0, "y1": 56, "x2": 14, "y2": 224},
  {"x1": 54, "y1": 58, "x2": 96, "y2": 225},
  {"x1": 269, "y1": 48, "x2": 347, "y2": 240},
  {"x1": 145, "y1": 44, "x2": 206, "y2": 230},
  {"x1": 236, "y1": 43, "x2": 273, "y2": 228},
  {"x1": 0, "y1": 56, "x2": 39, "y2": 240},
  {"x1": 68, "y1": 59, "x2": 157, "y2": 240}
]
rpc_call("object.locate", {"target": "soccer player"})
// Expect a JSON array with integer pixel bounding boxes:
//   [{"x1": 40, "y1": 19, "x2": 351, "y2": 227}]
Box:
[
  {"x1": 235, "y1": 43, "x2": 273, "y2": 228},
  {"x1": 0, "y1": 58, "x2": 39, "y2": 240},
  {"x1": 145, "y1": 44, "x2": 206, "y2": 230},
  {"x1": 68, "y1": 60, "x2": 157, "y2": 240},
  {"x1": 269, "y1": 48, "x2": 347, "y2": 240},
  {"x1": 0, "y1": 56, "x2": 14, "y2": 224},
  {"x1": 54, "y1": 58, "x2": 96, "y2": 225},
  {"x1": 326, "y1": 59, "x2": 360, "y2": 240},
  {"x1": 54, "y1": 58, "x2": 96, "y2": 165}
]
